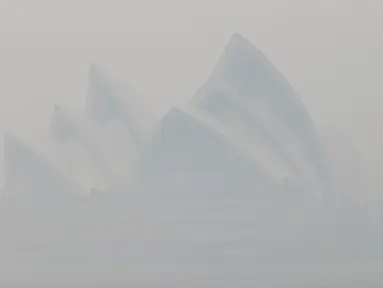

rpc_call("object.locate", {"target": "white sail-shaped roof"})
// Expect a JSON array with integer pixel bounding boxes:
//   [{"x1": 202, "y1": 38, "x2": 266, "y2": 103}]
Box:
[
  {"x1": 49, "y1": 105, "x2": 110, "y2": 194},
  {"x1": 190, "y1": 76, "x2": 322, "y2": 198},
  {"x1": 2, "y1": 133, "x2": 74, "y2": 199},
  {"x1": 86, "y1": 64, "x2": 156, "y2": 151},
  {"x1": 50, "y1": 103, "x2": 140, "y2": 192},
  {"x1": 141, "y1": 106, "x2": 279, "y2": 199},
  {"x1": 210, "y1": 33, "x2": 335, "y2": 204}
]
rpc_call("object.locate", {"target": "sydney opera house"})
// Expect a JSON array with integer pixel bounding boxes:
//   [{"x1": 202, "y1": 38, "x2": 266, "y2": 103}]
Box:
[{"x1": 0, "y1": 34, "x2": 380, "y2": 286}]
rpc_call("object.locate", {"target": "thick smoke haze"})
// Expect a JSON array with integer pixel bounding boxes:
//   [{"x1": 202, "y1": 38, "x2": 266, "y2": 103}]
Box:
[{"x1": 0, "y1": 0, "x2": 383, "y2": 286}]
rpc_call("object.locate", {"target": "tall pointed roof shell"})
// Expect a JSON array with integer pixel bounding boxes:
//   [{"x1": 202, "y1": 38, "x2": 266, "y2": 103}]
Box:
[
  {"x1": 49, "y1": 104, "x2": 140, "y2": 193},
  {"x1": 141, "y1": 106, "x2": 282, "y2": 195},
  {"x1": 2, "y1": 132, "x2": 74, "y2": 198},
  {"x1": 86, "y1": 63, "x2": 156, "y2": 151},
  {"x1": 213, "y1": 33, "x2": 317, "y2": 143},
  {"x1": 189, "y1": 76, "x2": 321, "y2": 194},
  {"x1": 212, "y1": 33, "x2": 335, "y2": 204},
  {"x1": 49, "y1": 105, "x2": 112, "y2": 193}
]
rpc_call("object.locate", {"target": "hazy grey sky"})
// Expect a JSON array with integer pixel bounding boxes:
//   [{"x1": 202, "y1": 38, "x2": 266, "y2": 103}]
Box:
[{"x1": 0, "y1": 0, "x2": 383, "y2": 155}]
